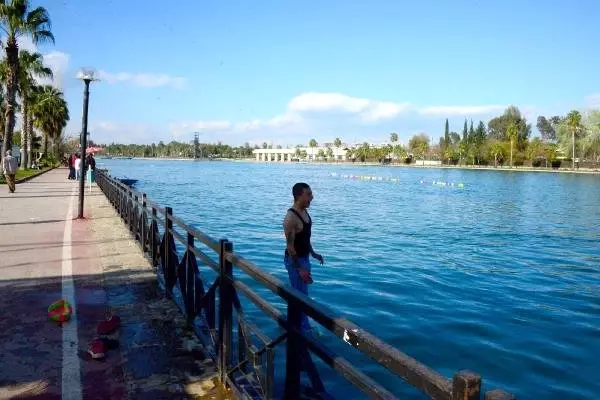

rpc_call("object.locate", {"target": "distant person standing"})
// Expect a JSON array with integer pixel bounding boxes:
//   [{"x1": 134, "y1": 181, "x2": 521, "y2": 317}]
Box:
[
  {"x1": 2, "y1": 150, "x2": 18, "y2": 193},
  {"x1": 283, "y1": 182, "x2": 324, "y2": 334},
  {"x1": 67, "y1": 154, "x2": 76, "y2": 180},
  {"x1": 74, "y1": 154, "x2": 82, "y2": 181},
  {"x1": 86, "y1": 153, "x2": 96, "y2": 184}
]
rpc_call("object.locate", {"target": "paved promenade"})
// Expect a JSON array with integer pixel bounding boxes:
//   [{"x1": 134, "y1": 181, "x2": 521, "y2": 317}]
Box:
[{"x1": 0, "y1": 169, "x2": 221, "y2": 399}]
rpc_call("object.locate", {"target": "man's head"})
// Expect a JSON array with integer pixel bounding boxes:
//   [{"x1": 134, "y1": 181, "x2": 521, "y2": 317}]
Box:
[
  {"x1": 6, "y1": 150, "x2": 12, "y2": 156},
  {"x1": 292, "y1": 182, "x2": 313, "y2": 208}
]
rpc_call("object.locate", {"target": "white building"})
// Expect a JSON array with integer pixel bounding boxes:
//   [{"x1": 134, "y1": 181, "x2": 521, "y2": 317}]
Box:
[
  {"x1": 251, "y1": 141, "x2": 409, "y2": 162},
  {"x1": 252, "y1": 146, "x2": 348, "y2": 162}
]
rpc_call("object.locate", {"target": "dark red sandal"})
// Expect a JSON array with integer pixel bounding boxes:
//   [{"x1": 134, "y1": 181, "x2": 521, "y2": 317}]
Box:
[
  {"x1": 97, "y1": 314, "x2": 121, "y2": 335},
  {"x1": 87, "y1": 339, "x2": 106, "y2": 360}
]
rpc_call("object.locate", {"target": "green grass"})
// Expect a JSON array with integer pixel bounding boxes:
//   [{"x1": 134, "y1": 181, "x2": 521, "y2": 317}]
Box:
[{"x1": 0, "y1": 168, "x2": 52, "y2": 184}]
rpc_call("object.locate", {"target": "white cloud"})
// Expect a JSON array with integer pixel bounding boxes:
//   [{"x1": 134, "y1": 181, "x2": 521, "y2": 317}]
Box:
[
  {"x1": 288, "y1": 92, "x2": 409, "y2": 121},
  {"x1": 97, "y1": 70, "x2": 186, "y2": 89},
  {"x1": 419, "y1": 105, "x2": 506, "y2": 116},
  {"x1": 42, "y1": 51, "x2": 70, "y2": 88},
  {"x1": 18, "y1": 36, "x2": 69, "y2": 89},
  {"x1": 584, "y1": 93, "x2": 600, "y2": 108},
  {"x1": 87, "y1": 92, "x2": 519, "y2": 145}
]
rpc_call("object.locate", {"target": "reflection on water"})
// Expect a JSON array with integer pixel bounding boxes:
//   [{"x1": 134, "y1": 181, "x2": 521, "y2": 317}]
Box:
[{"x1": 101, "y1": 159, "x2": 600, "y2": 399}]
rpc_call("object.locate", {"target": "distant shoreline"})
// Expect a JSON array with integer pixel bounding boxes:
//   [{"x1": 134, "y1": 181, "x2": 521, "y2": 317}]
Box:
[
  {"x1": 235, "y1": 159, "x2": 600, "y2": 175},
  {"x1": 97, "y1": 157, "x2": 600, "y2": 175}
]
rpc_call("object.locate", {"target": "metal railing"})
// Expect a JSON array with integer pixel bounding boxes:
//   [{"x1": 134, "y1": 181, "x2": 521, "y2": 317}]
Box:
[{"x1": 95, "y1": 169, "x2": 516, "y2": 400}]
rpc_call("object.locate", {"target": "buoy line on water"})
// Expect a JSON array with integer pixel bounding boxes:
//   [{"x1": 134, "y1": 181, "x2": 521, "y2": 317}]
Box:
[
  {"x1": 330, "y1": 172, "x2": 400, "y2": 182},
  {"x1": 330, "y1": 172, "x2": 465, "y2": 187},
  {"x1": 420, "y1": 180, "x2": 465, "y2": 188}
]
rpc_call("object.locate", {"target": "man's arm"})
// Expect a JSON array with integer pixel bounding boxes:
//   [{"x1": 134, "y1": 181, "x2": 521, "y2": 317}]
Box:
[{"x1": 283, "y1": 214, "x2": 300, "y2": 268}]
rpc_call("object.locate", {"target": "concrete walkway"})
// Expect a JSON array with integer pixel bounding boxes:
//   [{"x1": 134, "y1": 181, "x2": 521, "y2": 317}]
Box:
[{"x1": 0, "y1": 169, "x2": 221, "y2": 399}]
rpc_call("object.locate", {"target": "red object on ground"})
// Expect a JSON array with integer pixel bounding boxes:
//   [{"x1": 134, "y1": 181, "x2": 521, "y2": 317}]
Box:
[
  {"x1": 87, "y1": 339, "x2": 106, "y2": 359},
  {"x1": 97, "y1": 315, "x2": 121, "y2": 335}
]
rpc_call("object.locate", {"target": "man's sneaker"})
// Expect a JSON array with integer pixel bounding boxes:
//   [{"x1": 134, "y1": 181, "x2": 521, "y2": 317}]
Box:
[
  {"x1": 97, "y1": 315, "x2": 121, "y2": 335},
  {"x1": 87, "y1": 339, "x2": 106, "y2": 359}
]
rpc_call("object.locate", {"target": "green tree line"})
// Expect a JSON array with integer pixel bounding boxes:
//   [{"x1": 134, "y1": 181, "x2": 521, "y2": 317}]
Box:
[
  {"x1": 438, "y1": 106, "x2": 600, "y2": 167},
  {"x1": 101, "y1": 141, "x2": 257, "y2": 159}
]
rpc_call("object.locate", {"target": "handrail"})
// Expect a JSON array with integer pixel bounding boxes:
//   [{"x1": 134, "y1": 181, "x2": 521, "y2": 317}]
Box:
[
  {"x1": 94, "y1": 169, "x2": 516, "y2": 400},
  {"x1": 228, "y1": 252, "x2": 453, "y2": 399}
]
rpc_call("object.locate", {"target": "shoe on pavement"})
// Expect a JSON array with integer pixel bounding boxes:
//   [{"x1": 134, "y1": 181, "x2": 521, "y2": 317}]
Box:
[
  {"x1": 97, "y1": 315, "x2": 121, "y2": 335},
  {"x1": 87, "y1": 339, "x2": 106, "y2": 360}
]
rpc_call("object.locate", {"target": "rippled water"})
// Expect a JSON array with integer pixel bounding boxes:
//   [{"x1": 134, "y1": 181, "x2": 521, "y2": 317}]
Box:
[{"x1": 99, "y1": 159, "x2": 600, "y2": 399}]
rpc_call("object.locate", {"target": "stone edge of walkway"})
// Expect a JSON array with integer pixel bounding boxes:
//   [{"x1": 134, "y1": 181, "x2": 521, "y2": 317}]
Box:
[
  {"x1": 87, "y1": 185, "x2": 223, "y2": 399},
  {"x1": 0, "y1": 166, "x2": 56, "y2": 185}
]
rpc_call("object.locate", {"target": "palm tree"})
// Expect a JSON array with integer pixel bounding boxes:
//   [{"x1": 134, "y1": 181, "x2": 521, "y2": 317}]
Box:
[
  {"x1": 0, "y1": 0, "x2": 54, "y2": 165},
  {"x1": 489, "y1": 141, "x2": 505, "y2": 167},
  {"x1": 1, "y1": 51, "x2": 53, "y2": 167},
  {"x1": 20, "y1": 51, "x2": 52, "y2": 168},
  {"x1": 565, "y1": 110, "x2": 582, "y2": 169},
  {"x1": 32, "y1": 85, "x2": 69, "y2": 157},
  {"x1": 506, "y1": 122, "x2": 518, "y2": 167}
]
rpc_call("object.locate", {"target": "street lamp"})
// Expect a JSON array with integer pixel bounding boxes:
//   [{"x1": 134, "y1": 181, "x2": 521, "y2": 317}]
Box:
[{"x1": 77, "y1": 68, "x2": 97, "y2": 219}]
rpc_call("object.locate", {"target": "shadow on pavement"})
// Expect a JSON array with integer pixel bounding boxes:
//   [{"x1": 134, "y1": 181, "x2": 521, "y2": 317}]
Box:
[{"x1": 0, "y1": 269, "x2": 217, "y2": 399}]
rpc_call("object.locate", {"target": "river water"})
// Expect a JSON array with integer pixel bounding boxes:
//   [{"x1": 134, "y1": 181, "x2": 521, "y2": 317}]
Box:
[{"x1": 98, "y1": 159, "x2": 600, "y2": 399}]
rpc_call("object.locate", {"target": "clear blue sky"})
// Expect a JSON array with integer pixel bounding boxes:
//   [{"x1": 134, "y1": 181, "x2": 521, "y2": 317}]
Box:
[{"x1": 36, "y1": 0, "x2": 600, "y2": 145}]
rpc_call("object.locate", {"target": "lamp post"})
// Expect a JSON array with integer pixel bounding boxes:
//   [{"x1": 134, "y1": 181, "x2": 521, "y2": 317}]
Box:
[{"x1": 77, "y1": 68, "x2": 96, "y2": 219}]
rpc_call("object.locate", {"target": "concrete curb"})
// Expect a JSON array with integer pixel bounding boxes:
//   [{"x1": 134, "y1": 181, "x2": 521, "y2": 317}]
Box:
[{"x1": 14, "y1": 167, "x2": 56, "y2": 184}]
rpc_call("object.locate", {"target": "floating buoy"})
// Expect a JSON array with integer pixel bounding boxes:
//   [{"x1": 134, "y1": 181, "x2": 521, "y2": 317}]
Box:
[
  {"x1": 421, "y1": 180, "x2": 465, "y2": 188},
  {"x1": 48, "y1": 299, "x2": 72, "y2": 323},
  {"x1": 333, "y1": 173, "x2": 399, "y2": 183}
]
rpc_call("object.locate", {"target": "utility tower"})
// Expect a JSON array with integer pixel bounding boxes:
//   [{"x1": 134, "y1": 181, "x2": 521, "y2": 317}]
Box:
[{"x1": 194, "y1": 132, "x2": 200, "y2": 159}]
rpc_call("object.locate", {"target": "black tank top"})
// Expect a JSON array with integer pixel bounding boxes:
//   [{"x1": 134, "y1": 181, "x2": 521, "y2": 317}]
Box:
[{"x1": 286, "y1": 208, "x2": 312, "y2": 257}]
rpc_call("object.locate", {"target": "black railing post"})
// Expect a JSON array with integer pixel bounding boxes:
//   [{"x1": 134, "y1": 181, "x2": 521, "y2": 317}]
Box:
[
  {"x1": 284, "y1": 298, "x2": 302, "y2": 399},
  {"x1": 151, "y1": 206, "x2": 157, "y2": 267},
  {"x1": 128, "y1": 190, "x2": 134, "y2": 232},
  {"x1": 164, "y1": 207, "x2": 173, "y2": 298},
  {"x1": 186, "y1": 232, "x2": 195, "y2": 324},
  {"x1": 452, "y1": 370, "x2": 481, "y2": 400},
  {"x1": 141, "y1": 193, "x2": 147, "y2": 252},
  {"x1": 218, "y1": 239, "x2": 233, "y2": 384},
  {"x1": 133, "y1": 193, "x2": 139, "y2": 238}
]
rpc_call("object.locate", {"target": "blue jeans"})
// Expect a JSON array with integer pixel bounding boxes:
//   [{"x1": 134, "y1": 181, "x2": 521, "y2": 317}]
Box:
[{"x1": 284, "y1": 254, "x2": 311, "y2": 333}]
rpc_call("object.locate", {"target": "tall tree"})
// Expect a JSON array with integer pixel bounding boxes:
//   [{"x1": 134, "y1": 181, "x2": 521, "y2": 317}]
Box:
[
  {"x1": 487, "y1": 106, "x2": 531, "y2": 149},
  {"x1": 582, "y1": 110, "x2": 600, "y2": 161},
  {"x1": 468, "y1": 120, "x2": 475, "y2": 140},
  {"x1": 0, "y1": 0, "x2": 54, "y2": 166},
  {"x1": 333, "y1": 137, "x2": 342, "y2": 148},
  {"x1": 549, "y1": 116, "x2": 562, "y2": 129},
  {"x1": 309, "y1": 138, "x2": 318, "y2": 147},
  {"x1": 565, "y1": 110, "x2": 583, "y2": 168},
  {"x1": 444, "y1": 118, "x2": 450, "y2": 147},
  {"x1": 450, "y1": 132, "x2": 461, "y2": 146},
  {"x1": 507, "y1": 121, "x2": 519, "y2": 167},
  {"x1": 409, "y1": 133, "x2": 430, "y2": 165},
  {"x1": 536, "y1": 116, "x2": 556, "y2": 142},
  {"x1": 390, "y1": 132, "x2": 398, "y2": 143},
  {"x1": 462, "y1": 119, "x2": 468, "y2": 142},
  {"x1": 32, "y1": 85, "x2": 69, "y2": 156},
  {"x1": 18, "y1": 51, "x2": 52, "y2": 168}
]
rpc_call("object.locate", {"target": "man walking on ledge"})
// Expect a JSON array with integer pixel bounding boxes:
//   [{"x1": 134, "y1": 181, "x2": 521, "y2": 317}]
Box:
[
  {"x1": 2, "y1": 150, "x2": 18, "y2": 193},
  {"x1": 283, "y1": 182, "x2": 324, "y2": 334}
]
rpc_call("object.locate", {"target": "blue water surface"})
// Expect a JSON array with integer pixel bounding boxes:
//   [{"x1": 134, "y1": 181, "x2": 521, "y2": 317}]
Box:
[{"x1": 99, "y1": 159, "x2": 600, "y2": 399}]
